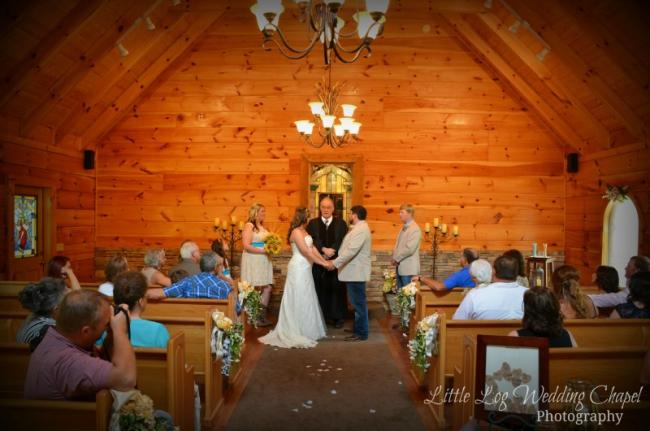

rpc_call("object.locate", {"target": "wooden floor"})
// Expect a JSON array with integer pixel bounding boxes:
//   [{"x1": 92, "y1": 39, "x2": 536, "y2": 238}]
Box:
[{"x1": 211, "y1": 305, "x2": 438, "y2": 430}]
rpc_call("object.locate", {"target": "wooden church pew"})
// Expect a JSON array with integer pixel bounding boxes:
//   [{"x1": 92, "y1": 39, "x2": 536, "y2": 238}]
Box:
[
  {"x1": 451, "y1": 335, "x2": 647, "y2": 429},
  {"x1": 0, "y1": 389, "x2": 112, "y2": 431},
  {"x1": 420, "y1": 314, "x2": 650, "y2": 427}
]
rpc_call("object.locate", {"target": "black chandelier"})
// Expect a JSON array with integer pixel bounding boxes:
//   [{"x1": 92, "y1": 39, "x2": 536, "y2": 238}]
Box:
[{"x1": 250, "y1": 0, "x2": 389, "y2": 64}]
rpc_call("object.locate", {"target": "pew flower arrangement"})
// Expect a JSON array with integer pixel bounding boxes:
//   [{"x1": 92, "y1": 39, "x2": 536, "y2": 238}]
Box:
[
  {"x1": 238, "y1": 280, "x2": 262, "y2": 327},
  {"x1": 113, "y1": 391, "x2": 167, "y2": 431},
  {"x1": 382, "y1": 269, "x2": 397, "y2": 294},
  {"x1": 396, "y1": 281, "x2": 418, "y2": 330},
  {"x1": 211, "y1": 311, "x2": 244, "y2": 377},
  {"x1": 263, "y1": 232, "x2": 282, "y2": 256},
  {"x1": 408, "y1": 313, "x2": 440, "y2": 372}
]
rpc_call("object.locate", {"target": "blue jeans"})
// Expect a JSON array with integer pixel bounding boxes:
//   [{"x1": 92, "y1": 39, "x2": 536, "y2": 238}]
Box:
[
  {"x1": 396, "y1": 274, "x2": 413, "y2": 290},
  {"x1": 346, "y1": 282, "x2": 369, "y2": 339}
]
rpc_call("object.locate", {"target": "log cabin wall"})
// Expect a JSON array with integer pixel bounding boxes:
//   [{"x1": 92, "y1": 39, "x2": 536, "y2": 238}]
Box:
[{"x1": 95, "y1": 5, "x2": 566, "y2": 293}]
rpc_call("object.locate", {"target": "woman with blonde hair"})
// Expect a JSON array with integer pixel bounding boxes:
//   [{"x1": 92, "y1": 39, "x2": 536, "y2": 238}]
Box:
[
  {"x1": 141, "y1": 249, "x2": 171, "y2": 287},
  {"x1": 241, "y1": 203, "x2": 274, "y2": 326},
  {"x1": 551, "y1": 265, "x2": 597, "y2": 319}
]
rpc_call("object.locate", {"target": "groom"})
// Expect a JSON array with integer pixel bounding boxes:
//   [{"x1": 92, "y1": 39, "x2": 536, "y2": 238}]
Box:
[
  {"x1": 307, "y1": 196, "x2": 349, "y2": 329},
  {"x1": 328, "y1": 205, "x2": 372, "y2": 342}
]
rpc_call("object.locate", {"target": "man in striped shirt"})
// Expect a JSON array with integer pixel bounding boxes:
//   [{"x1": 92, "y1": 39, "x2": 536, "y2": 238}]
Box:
[{"x1": 147, "y1": 252, "x2": 232, "y2": 300}]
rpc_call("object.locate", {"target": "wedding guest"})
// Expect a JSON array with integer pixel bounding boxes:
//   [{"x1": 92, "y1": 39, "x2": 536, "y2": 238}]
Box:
[
  {"x1": 589, "y1": 256, "x2": 650, "y2": 309},
  {"x1": 469, "y1": 259, "x2": 492, "y2": 288},
  {"x1": 111, "y1": 271, "x2": 169, "y2": 348},
  {"x1": 593, "y1": 265, "x2": 621, "y2": 294},
  {"x1": 418, "y1": 248, "x2": 478, "y2": 291},
  {"x1": 211, "y1": 238, "x2": 232, "y2": 280},
  {"x1": 142, "y1": 249, "x2": 171, "y2": 287},
  {"x1": 452, "y1": 255, "x2": 527, "y2": 320},
  {"x1": 98, "y1": 254, "x2": 129, "y2": 297},
  {"x1": 509, "y1": 287, "x2": 577, "y2": 347},
  {"x1": 610, "y1": 272, "x2": 650, "y2": 319},
  {"x1": 24, "y1": 290, "x2": 136, "y2": 400},
  {"x1": 46, "y1": 255, "x2": 81, "y2": 291},
  {"x1": 551, "y1": 265, "x2": 597, "y2": 319},
  {"x1": 331, "y1": 205, "x2": 372, "y2": 342},
  {"x1": 169, "y1": 240, "x2": 200, "y2": 277},
  {"x1": 17, "y1": 277, "x2": 66, "y2": 350},
  {"x1": 307, "y1": 196, "x2": 348, "y2": 328},
  {"x1": 391, "y1": 203, "x2": 422, "y2": 290},
  {"x1": 169, "y1": 268, "x2": 189, "y2": 284},
  {"x1": 503, "y1": 249, "x2": 529, "y2": 287},
  {"x1": 240, "y1": 203, "x2": 274, "y2": 327},
  {"x1": 147, "y1": 252, "x2": 232, "y2": 300}
]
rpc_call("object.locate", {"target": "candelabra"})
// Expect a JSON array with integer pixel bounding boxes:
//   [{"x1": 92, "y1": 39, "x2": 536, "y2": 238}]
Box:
[
  {"x1": 423, "y1": 218, "x2": 459, "y2": 279},
  {"x1": 213, "y1": 217, "x2": 244, "y2": 267}
]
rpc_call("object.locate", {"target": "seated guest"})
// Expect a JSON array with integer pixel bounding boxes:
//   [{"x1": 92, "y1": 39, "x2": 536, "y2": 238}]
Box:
[
  {"x1": 452, "y1": 255, "x2": 527, "y2": 320},
  {"x1": 112, "y1": 271, "x2": 170, "y2": 348},
  {"x1": 169, "y1": 240, "x2": 200, "y2": 277},
  {"x1": 509, "y1": 287, "x2": 577, "y2": 347},
  {"x1": 551, "y1": 265, "x2": 597, "y2": 319},
  {"x1": 24, "y1": 290, "x2": 136, "y2": 400},
  {"x1": 46, "y1": 255, "x2": 81, "y2": 291},
  {"x1": 469, "y1": 259, "x2": 492, "y2": 288},
  {"x1": 211, "y1": 238, "x2": 232, "y2": 279},
  {"x1": 148, "y1": 252, "x2": 232, "y2": 300},
  {"x1": 17, "y1": 277, "x2": 66, "y2": 350},
  {"x1": 503, "y1": 249, "x2": 529, "y2": 287},
  {"x1": 611, "y1": 272, "x2": 650, "y2": 319},
  {"x1": 98, "y1": 254, "x2": 129, "y2": 297},
  {"x1": 418, "y1": 248, "x2": 478, "y2": 290},
  {"x1": 593, "y1": 265, "x2": 621, "y2": 294},
  {"x1": 169, "y1": 268, "x2": 189, "y2": 283},
  {"x1": 590, "y1": 256, "x2": 650, "y2": 309},
  {"x1": 142, "y1": 249, "x2": 171, "y2": 287}
]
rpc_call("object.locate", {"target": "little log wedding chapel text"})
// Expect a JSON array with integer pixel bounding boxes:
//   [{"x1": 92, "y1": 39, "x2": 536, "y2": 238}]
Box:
[{"x1": 0, "y1": 0, "x2": 649, "y2": 430}]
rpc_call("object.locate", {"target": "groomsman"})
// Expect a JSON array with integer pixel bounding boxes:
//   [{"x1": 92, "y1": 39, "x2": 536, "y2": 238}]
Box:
[
  {"x1": 391, "y1": 203, "x2": 422, "y2": 290},
  {"x1": 307, "y1": 196, "x2": 348, "y2": 328},
  {"x1": 328, "y1": 205, "x2": 372, "y2": 342}
]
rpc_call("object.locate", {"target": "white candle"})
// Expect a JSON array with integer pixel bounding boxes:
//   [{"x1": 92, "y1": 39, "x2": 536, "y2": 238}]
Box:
[
  {"x1": 441, "y1": 223, "x2": 448, "y2": 234},
  {"x1": 452, "y1": 225, "x2": 459, "y2": 236},
  {"x1": 214, "y1": 217, "x2": 220, "y2": 227},
  {"x1": 433, "y1": 217, "x2": 439, "y2": 228},
  {"x1": 425, "y1": 223, "x2": 431, "y2": 233}
]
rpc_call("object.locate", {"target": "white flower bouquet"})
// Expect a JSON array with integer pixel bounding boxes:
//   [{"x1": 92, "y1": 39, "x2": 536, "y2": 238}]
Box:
[
  {"x1": 408, "y1": 313, "x2": 440, "y2": 372},
  {"x1": 238, "y1": 280, "x2": 262, "y2": 326},
  {"x1": 396, "y1": 281, "x2": 418, "y2": 331}
]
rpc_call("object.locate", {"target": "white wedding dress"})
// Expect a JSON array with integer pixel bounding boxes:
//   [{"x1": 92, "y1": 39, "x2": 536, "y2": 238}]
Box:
[{"x1": 258, "y1": 235, "x2": 327, "y2": 348}]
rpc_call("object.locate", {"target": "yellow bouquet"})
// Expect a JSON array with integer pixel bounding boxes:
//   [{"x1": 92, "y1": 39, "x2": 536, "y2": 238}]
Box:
[
  {"x1": 263, "y1": 232, "x2": 282, "y2": 256},
  {"x1": 216, "y1": 315, "x2": 233, "y2": 332}
]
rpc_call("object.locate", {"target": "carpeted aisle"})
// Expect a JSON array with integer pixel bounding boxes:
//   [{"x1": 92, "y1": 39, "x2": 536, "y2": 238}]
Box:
[{"x1": 225, "y1": 318, "x2": 427, "y2": 431}]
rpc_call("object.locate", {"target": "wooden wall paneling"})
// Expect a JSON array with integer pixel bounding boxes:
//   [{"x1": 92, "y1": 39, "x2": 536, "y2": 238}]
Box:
[
  {"x1": 0, "y1": 0, "x2": 106, "y2": 110},
  {"x1": 507, "y1": 0, "x2": 649, "y2": 146},
  {"x1": 19, "y1": 0, "x2": 160, "y2": 135}
]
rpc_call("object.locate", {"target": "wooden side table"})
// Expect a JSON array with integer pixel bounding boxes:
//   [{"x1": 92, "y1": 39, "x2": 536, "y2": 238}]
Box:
[{"x1": 526, "y1": 256, "x2": 554, "y2": 288}]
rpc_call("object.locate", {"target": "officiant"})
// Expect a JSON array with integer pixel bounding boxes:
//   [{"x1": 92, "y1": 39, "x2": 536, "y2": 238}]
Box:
[{"x1": 307, "y1": 196, "x2": 349, "y2": 328}]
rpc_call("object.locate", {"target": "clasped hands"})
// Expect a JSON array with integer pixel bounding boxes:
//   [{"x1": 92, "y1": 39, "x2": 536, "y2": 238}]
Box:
[{"x1": 322, "y1": 260, "x2": 336, "y2": 271}]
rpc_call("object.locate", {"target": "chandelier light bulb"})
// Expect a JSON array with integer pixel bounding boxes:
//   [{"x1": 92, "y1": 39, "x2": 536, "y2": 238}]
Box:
[
  {"x1": 366, "y1": 0, "x2": 390, "y2": 15},
  {"x1": 341, "y1": 104, "x2": 357, "y2": 117},
  {"x1": 321, "y1": 115, "x2": 336, "y2": 129},
  {"x1": 309, "y1": 101, "x2": 325, "y2": 116},
  {"x1": 349, "y1": 122, "x2": 361, "y2": 135}
]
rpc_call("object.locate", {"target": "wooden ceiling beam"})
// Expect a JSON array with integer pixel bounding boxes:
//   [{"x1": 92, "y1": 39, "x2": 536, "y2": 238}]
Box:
[
  {"x1": 54, "y1": 4, "x2": 185, "y2": 144},
  {"x1": 0, "y1": 0, "x2": 106, "y2": 109},
  {"x1": 508, "y1": 0, "x2": 648, "y2": 145},
  {"x1": 472, "y1": 12, "x2": 610, "y2": 150},
  {"x1": 393, "y1": 0, "x2": 489, "y2": 14},
  {"x1": 440, "y1": 12, "x2": 587, "y2": 152},
  {"x1": 80, "y1": 5, "x2": 228, "y2": 146},
  {"x1": 19, "y1": 0, "x2": 160, "y2": 136}
]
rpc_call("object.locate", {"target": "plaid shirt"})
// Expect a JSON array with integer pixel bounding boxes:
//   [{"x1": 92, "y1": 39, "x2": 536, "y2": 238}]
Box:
[{"x1": 163, "y1": 272, "x2": 232, "y2": 299}]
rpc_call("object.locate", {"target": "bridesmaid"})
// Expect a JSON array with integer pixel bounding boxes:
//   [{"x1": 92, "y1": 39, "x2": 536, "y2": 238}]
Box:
[{"x1": 240, "y1": 203, "x2": 274, "y2": 326}]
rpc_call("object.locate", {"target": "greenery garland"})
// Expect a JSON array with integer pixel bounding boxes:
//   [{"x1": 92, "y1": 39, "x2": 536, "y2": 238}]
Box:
[
  {"x1": 408, "y1": 313, "x2": 440, "y2": 372},
  {"x1": 396, "y1": 282, "x2": 418, "y2": 330}
]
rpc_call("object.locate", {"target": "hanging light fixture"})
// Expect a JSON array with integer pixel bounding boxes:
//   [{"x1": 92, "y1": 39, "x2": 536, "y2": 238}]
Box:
[
  {"x1": 295, "y1": 62, "x2": 361, "y2": 148},
  {"x1": 250, "y1": 0, "x2": 389, "y2": 64}
]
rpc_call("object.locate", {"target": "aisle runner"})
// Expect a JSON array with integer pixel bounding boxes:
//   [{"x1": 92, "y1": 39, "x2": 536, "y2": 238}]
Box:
[{"x1": 226, "y1": 319, "x2": 426, "y2": 431}]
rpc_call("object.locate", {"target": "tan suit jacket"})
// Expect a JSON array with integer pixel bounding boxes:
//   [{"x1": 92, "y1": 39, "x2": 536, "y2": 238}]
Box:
[
  {"x1": 392, "y1": 221, "x2": 422, "y2": 276},
  {"x1": 333, "y1": 221, "x2": 372, "y2": 282}
]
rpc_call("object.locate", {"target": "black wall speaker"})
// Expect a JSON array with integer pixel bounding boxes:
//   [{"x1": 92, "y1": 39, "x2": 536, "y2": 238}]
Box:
[
  {"x1": 567, "y1": 152, "x2": 579, "y2": 173},
  {"x1": 83, "y1": 150, "x2": 95, "y2": 170}
]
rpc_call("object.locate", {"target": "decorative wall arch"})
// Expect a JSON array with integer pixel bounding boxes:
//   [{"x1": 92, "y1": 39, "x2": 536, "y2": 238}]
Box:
[{"x1": 602, "y1": 196, "x2": 640, "y2": 286}]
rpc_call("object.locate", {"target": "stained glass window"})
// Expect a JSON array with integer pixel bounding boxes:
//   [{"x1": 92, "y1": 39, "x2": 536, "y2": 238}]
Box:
[
  {"x1": 309, "y1": 164, "x2": 353, "y2": 220},
  {"x1": 14, "y1": 195, "x2": 38, "y2": 258}
]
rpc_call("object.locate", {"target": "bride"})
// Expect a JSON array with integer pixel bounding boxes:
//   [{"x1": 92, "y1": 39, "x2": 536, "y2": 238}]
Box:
[{"x1": 258, "y1": 207, "x2": 330, "y2": 348}]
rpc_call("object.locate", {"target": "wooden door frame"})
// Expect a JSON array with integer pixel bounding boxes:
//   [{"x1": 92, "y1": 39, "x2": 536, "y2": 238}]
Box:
[
  {"x1": 298, "y1": 153, "x2": 364, "y2": 208},
  {"x1": 4, "y1": 175, "x2": 55, "y2": 280}
]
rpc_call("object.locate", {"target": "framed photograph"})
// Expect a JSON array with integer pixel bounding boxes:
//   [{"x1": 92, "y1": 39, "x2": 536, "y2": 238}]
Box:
[{"x1": 475, "y1": 335, "x2": 549, "y2": 425}]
